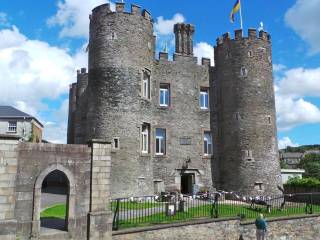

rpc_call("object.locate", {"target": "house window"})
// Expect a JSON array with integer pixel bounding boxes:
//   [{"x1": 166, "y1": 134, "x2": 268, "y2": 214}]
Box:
[
  {"x1": 141, "y1": 123, "x2": 150, "y2": 153},
  {"x1": 113, "y1": 138, "x2": 120, "y2": 150},
  {"x1": 142, "y1": 70, "x2": 151, "y2": 99},
  {"x1": 159, "y1": 84, "x2": 170, "y2": 107},
  {"x1": 8, "y1": 121, "x2": 17, "y2": 133},
  {"x1": 200, "y1": 88, "x2": 209, "y2": 109},
  {"x1": 204, "y1": 131, "x2": 212, "y2": 155},
  {"x1": 156, "y1": 128, "x2": 166, "y2": 155}
]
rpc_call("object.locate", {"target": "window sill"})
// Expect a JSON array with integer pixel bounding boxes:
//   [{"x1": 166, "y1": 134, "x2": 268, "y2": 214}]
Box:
[
  {"x1": 6, "y1": 131, "x2": 17, "y2": 134},
  {"x1": 140, "y1": 153, "x2": 151, "y2": 157},
  {"x1": 141, "y1": 97, "x2": 152, "y2": 102},
  {"x1": 200, "y1": 108, "x2": 210, "y2": 112},
  {"x1": 202, "y1": 154, "x2": 212, "y2": 159},
  {"x1": 157, "y1": 106, "x2": 170, "y2": 110},
  {"x1": 154, "y1": 154, "x2": 167, "y2": 158}
]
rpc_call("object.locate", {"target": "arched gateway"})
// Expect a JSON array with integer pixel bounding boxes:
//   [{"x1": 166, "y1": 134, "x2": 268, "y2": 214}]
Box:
[
  {"x1": 0, "y1": 139, "x2": 112, "y2": 240},
  {"x1": 31, "y1": 164, "x2": 75, "y2": 236}
]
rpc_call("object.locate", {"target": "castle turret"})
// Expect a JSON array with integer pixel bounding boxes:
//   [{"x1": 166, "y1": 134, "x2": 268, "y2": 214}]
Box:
[
  {"x1": 174, "y1": 23, "x2": 195, "y2": 55},
  {"x1": 74, "y1": 68, "x2": 88, "y2": 144},
  {"x1": 86, "y1": 3, "x2": 155, "y2": 197},
  {"x1": 212, "y1": 29, "x2": 282, "y2": 195},
  {"x1": 67, "y1": 83, "x2": 77, "y2": 144}
]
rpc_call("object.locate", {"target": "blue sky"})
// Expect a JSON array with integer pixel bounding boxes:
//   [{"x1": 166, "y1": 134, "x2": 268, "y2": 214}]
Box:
[{"x1": 0, "y1": 0, "x2": 319, "y2": 147}]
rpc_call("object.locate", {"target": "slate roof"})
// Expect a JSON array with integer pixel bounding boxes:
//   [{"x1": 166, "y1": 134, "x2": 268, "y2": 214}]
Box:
[
  {"x1": 280, "y1": 152, "x2": 304, "y2": 158},
  {"x1": 0, "y1": 106, "x2": 43, "y2": 127},
  {"x1": 0, "y1": 106, "x2": 32, "y2": 118}
]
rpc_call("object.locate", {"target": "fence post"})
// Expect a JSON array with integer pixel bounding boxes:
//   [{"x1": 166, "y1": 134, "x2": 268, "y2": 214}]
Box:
[
  {"x1": 310, "y1": 194, "x2": 313, "y2": 214},
  {"x1": 211, "y1": 193, "x2": 219, "y2": 218},
  {"x1": 112, "y1": 199, "x2": 120, "y2": 230}
]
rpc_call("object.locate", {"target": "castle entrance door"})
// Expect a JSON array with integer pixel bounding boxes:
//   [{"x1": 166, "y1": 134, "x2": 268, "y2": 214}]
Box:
[{"x1": 181, "y1": 173, "x2": 194, "y2": 194}]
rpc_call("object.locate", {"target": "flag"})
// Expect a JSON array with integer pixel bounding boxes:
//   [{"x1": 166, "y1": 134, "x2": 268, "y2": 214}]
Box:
[{"x1": 230, "y1": 0, "x2": 241, "y2": 23}]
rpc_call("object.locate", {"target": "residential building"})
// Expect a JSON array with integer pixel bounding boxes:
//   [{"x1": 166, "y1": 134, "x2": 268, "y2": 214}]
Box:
[{"x1": 0, "y1": 106, "x2": 43, "y2": 142}]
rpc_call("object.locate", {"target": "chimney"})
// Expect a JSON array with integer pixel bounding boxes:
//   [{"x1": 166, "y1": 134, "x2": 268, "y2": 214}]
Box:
[{"x1": 174, "y1": 23, "x2": 195, "y2": 55}]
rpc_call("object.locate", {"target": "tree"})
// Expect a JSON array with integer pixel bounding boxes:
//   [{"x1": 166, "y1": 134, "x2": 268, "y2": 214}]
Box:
[{"x1": 299, "y1": 153, "x2": 320, "y2": 179}]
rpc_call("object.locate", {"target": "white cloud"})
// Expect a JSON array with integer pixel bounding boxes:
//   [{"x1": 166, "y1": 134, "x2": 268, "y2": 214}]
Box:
[
  {"x1": 278, "y1": 137, "x2": 299, "y2": 149},
  {"x1": 273, "y1": 64, "x2": 286, "y2": 72},
  {"x1": 47, "y1": 0, "x2": 114, "y2": 38},
  {"x1": 194, "y1": 42, "x2": 214, "y2": 66},
  {"x1": 0, "y1": 12, "x2": 9, "y2": 27},
  {"x1": 43, "y1": 99, "x2": 70, "y2": 143},
  {"x1": 277, "y1": 67, "x2": 320, "y2": 98},
  {"x1": 154, "y1": 13, "x2": 185, "y2": 55},
  {"x1": 0, "y1": 26, "x2": 26, "y2": 49},
  {"x1": 154, "y1": 14, "x2": 214, "y2": 65},
  {"x1": 276, "y1": 94, "x2": 320, "y2": 131},
  {"x1": 154, "y1": 13, "x2": 185, "y2": 36},
  {"x1": 275, "y1": 66, "x2": 320, "y2": 131},
  {"x1": 0, "y1": 26, "x2": 86, "y2": 143},
  {"x1": 285, "y1": 0, "x2": 320, "y2": 54}
]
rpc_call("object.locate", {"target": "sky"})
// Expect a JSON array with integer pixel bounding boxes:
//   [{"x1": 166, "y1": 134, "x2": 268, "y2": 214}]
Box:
[{"x1": 0, "y1": 0, "x2": 319, "y2": 148}]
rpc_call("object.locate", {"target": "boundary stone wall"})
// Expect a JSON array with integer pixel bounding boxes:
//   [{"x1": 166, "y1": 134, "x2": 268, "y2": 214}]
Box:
[
  {"x1": 0, "y1": 138, "x2": 112, "y2": 240},
  {"x1": 113, "y1": 215, "x2": 320, "y2": 240}
]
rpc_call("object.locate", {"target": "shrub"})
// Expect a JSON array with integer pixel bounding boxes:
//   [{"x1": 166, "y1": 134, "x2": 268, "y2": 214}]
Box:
[{"x1": 285, "y1": 177, "x2": 320, "y2": 188}]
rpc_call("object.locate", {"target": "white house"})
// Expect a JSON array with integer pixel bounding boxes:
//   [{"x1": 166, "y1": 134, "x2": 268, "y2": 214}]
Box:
[{"x1": 0, "y1": 106, "x2": 43, "y2": 142}]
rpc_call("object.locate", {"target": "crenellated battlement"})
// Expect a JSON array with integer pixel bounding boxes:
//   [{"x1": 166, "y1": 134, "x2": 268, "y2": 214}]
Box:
[
  {"x1": 157, "y1": 52, "x2": 212, "y2": 67},
  {"x1": 90, "y1": 2, "x2": 152, "y2": 22},
  {"x1": 216, "y1": 28, "x2": 271, "y2": 46},
  {"x1": 77, "y1": 68, "x2": 87, "y2": 75}
]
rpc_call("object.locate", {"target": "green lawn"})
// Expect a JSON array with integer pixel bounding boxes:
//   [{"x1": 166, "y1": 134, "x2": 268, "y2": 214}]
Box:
[
  {"x1": 115, "y1": 203, "x2": 313, "y2": 229},
  {"x1": 41, "y1": 204, "x2": 67, "y2": 219},
  {"x1": 40, "y1": 202, "x2": 319, "y2": 230},
  {"x1": 111, "y1": 201, "x2": 163, "y2": 210}
]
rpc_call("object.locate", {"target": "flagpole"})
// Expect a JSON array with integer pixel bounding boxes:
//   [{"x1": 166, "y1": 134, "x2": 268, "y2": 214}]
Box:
[{"x1": 239, "y1": 0, "x2": 244, "y2": 30}]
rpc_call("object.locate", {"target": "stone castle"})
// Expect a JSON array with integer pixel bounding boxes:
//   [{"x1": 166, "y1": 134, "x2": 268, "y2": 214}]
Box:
[{"x1": 67, "y1": 2, "x2": 282, "y2": 197}]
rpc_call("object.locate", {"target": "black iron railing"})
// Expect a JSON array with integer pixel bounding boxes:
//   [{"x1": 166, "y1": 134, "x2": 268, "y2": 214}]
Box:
[{"x1": 111, "y1": 192, "x2": 320, "y2": 230}]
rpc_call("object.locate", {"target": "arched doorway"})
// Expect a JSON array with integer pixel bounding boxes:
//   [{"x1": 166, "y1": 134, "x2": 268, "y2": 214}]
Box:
[
  {"x1": 40, "y1": 170, "x2": 69, "y2": 231},
  {"x1": 31, "y1": 165, "x2": 75, "y2": 237}
]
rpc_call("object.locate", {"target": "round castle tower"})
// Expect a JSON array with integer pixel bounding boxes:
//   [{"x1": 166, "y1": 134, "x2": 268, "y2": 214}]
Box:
[
  {"x1": 213, "y1": 29, "x2": 282, "y2": 195},
  {"x1": 86, "y1": 3, "x2": 155, "y2": 196}
]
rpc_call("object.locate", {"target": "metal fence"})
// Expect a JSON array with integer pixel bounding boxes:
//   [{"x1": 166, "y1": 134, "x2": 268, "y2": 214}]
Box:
[{"x1": 111, "y1": 192, "x2": 320, "y2": 230}]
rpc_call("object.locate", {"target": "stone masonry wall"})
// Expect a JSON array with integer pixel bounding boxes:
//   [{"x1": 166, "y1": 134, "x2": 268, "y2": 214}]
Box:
[
  {"x1": 0, "y1": 137, "x2": 19, "y2": 240},
  {"x1": 113, "y1": 215, "x2": 320, "y2": 240},
  {"x1": 240, "y1": 215, "x2": 320, "y2": 240},
  {"x1": 0, "y1": 139, "x2": 113, "y2": 240},
  {"x1": 113, "y1": 218, "x2": 240, "y2": 240},
  {"x1": 15, "y1": 143, "x2": 92, "y2": 239},
  {"x1": 86, "y1": 3, "x2": 155, "y2": 197},
  {"x1": 88, "y1": 140, "x2": 112, "y2": 240},
  {"x1": 152, "y1": 54, "x2": 212, "y2": 192},
  {"x1": 74, "y1": 3, "x2": 213, "y2": 197},
  {"x1": 213, "y1": 29, "x2": 282, "y2": 195}
]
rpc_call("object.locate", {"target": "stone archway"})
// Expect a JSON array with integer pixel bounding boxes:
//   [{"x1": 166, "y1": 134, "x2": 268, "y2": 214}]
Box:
[{"x1": 31, "y1": 164, "x2": 76, "y2": 238}]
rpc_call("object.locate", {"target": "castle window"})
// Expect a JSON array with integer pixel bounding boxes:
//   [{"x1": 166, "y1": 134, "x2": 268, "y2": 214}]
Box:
[
  {"x1": 8, "y1": 121, "x2": 17, "y2": 133},
  {"x1": 159, "y1": 84, "x2": 170, "y2": 107},
  {"x1": 113, "y1": 138, "x2": 120, "y2": 150},
  {"x1": 141, "y1": 123, "x2": 150, "y2": 154},
  {"x1": 235, "y1": 112, "x2": 241, "y2": 120},
  {"x1": 267, "y1": 115, "x2": 271, "y2": 124},
  {"x1": 203, "y1": 131, "x2": 212, "y2": 155},
  {"x1": 200, "y1": 88, "x2": 209, "y2": 109},
  {"x1": 254, "y1": 182, "x2": 263, "y2": 191},
  {"x1": 248, "y1": 50, "x2": 253, "y2": 57},
  {"x1": 240, "y1": 67, "x2": 248, "y2": 77},
  {"x1": 155, "y1": 128, "x2": 166, "y2": 155},
  {"x1": 142, "y1": 70, "x2": 151, "y2": 99}
]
